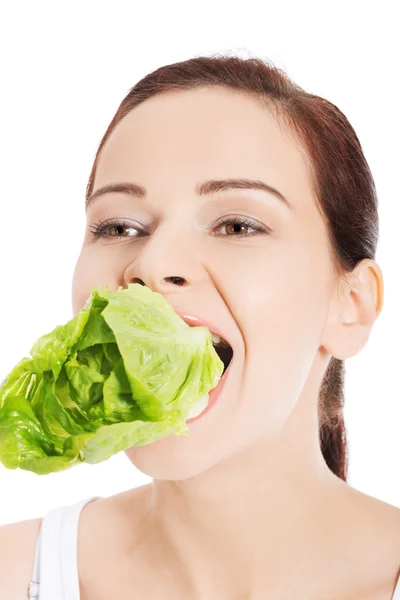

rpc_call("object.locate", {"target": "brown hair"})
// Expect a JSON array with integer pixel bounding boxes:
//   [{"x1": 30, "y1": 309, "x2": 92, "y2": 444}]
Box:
[{"x1": 86, "y1": 53, "x2": 379, "y2": 482}]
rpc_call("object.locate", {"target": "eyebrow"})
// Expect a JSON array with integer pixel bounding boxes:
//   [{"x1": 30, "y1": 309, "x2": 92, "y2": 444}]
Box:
[{"x1": 85, "y1": 178, "x2": 293, "y2": 212}]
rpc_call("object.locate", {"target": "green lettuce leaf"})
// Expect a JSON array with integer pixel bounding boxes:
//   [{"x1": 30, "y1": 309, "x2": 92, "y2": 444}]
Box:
[{"x1": 0, "y1": 284, "x2": 224, "y2": 475}]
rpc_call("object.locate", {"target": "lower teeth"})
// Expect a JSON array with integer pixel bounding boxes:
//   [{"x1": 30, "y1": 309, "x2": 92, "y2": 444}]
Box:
[{"x1": 186, "y1": 393, "x2": 209, "y2": 419}]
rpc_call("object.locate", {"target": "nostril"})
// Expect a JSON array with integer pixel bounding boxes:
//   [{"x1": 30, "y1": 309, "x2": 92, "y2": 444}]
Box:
[{"x1": 166, "y1": 276, "x2": 185, "y2": 286}]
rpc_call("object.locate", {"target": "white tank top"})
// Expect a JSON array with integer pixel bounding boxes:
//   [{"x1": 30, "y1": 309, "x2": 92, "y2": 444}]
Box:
[{"x1": 27, "y1": 496, "x2": 400, "y2": 600}]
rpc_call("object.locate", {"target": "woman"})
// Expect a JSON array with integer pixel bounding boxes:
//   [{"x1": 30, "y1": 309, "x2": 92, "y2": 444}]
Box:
[{"x1": 1, "y1": 54, "x2": 399, "y2": 599}]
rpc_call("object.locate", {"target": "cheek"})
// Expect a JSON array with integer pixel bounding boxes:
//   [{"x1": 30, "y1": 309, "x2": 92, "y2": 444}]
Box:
[
  {"x1": 230, "y1": 228, "x2": 329, "y2": 357},
  {"x1": 231, "y1": 244, "x2": 328, "y2": 429},
  {"x1": 71, "y1": 247, "x2": 119, "y2": 316}
]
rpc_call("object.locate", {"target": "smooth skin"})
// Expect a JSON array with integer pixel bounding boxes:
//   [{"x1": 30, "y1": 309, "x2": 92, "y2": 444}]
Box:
[{"x1": 1, "y1": 87, "x2": 399, "y2": 600}]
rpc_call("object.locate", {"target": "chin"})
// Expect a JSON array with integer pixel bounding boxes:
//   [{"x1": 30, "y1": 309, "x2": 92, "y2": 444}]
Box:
[{"x1": 124, "y1": 436, "x2": 218, "y2": 481}]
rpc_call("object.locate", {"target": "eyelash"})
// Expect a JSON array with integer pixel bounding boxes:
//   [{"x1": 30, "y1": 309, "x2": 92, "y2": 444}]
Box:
[{"x1": 88, "y1": 216, "x2": 270, "y2": 242}]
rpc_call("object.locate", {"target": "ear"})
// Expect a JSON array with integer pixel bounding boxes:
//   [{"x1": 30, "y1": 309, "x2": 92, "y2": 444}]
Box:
[{"x1": 320, "y1": 259, "x2": 384, "y2": 360}]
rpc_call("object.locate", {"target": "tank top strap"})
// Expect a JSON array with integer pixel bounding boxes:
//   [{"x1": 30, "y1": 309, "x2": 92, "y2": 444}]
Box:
[
  {"x1": 393, "y1": 569, "x2": 400, "y2": 600},
  {"x1": 28, "y1": 496, "x2": 101, "y2": 600},
  {"x1": 28, "y1": 523, "x2": 41, "y2": 599}
]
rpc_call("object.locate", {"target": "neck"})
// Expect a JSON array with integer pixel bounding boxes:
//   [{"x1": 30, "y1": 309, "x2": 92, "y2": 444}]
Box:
[{"x1": 147, "y1": 405, "x2": 347, "y2": 598}]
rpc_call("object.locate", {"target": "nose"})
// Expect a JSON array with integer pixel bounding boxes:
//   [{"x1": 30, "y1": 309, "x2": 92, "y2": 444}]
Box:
[{"x1": 122, "y1": 220, "x2": 207, "y2": 296}]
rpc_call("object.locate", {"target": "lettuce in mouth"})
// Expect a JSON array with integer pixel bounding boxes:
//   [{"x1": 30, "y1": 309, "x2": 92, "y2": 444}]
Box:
[{"x1": 0, "y1": 284, "x2": 224, "y2": 475}]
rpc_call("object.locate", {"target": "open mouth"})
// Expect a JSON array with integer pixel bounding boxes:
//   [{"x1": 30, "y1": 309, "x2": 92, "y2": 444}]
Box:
[
  {"x1": 210, "y1": 333, "x2": 234, "y2": 374},
  {"x1": 185, "y1": 332, "x2": 234, "y2": 422}
]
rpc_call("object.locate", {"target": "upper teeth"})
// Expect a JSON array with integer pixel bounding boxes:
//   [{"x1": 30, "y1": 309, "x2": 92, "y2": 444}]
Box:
[
  {"x1": 211, "y1": 333, "x2": 222, "y2": 345},
  {"x1": 211, "y1": 333, "x2": 231, "y2": 348}
]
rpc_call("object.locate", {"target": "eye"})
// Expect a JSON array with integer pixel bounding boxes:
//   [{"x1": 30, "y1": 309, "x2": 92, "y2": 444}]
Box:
[
  {"x1": 87, "y1": 216, "x2": 272, "y2": 242},
  {"x1": 88, "y1": 218, "x2": 142, "y2": 240},
  {"x1": 213, "y1": 216, "x2": 271, "y2": 239}
]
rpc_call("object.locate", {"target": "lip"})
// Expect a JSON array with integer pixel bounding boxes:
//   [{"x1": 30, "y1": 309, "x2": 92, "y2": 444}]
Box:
[{"x1": 174, "y1": 309, "x2": 236, "y2": 351}]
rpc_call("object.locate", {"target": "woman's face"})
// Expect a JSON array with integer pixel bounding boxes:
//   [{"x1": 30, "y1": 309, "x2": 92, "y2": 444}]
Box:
[{"x1": 71, "y1": 86, "x2": 335, "y2": 480}]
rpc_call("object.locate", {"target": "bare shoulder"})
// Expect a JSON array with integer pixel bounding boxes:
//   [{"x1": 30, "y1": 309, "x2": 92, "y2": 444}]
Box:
[
  {"x1": 0, "y1": 516, "x2": 43, "y2": 600},
  {"x1": 350, "y1": 485, "x2": 400, "y2": 544},
  {"x1": 339, "y1": 484, "x2": 400, "y2": 598},
  {"x1": 366, "y1": 495, "x2": 400, "y2": 596},
  {"x1": 78, "y1": 485, "x2": 154, "y2": 599}
]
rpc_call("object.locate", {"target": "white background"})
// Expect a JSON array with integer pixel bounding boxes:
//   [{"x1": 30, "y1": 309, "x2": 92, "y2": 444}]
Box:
[{"x1": 0, "y1": 1, "x2": 398, "y2": 525}]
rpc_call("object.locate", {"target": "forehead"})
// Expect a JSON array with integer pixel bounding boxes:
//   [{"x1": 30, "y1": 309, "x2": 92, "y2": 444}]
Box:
[{"x1": 94, "y1": 86, "x2": 312, "y2": 205}]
